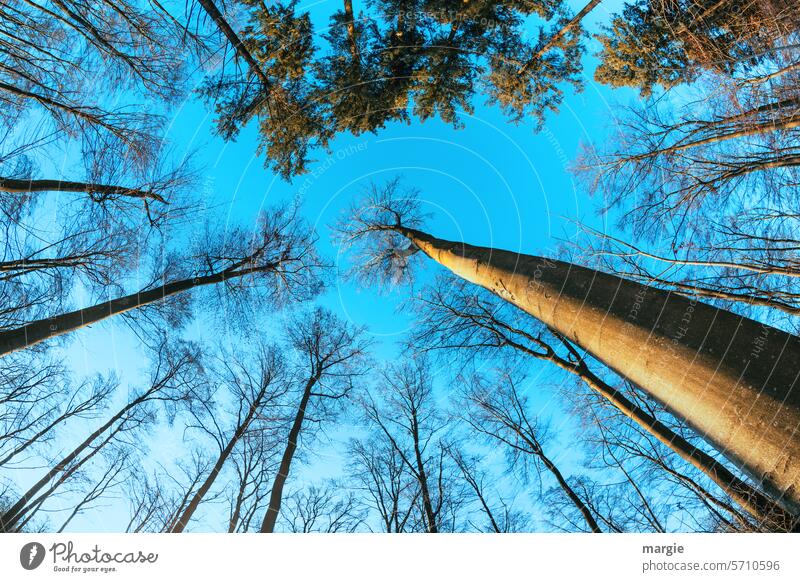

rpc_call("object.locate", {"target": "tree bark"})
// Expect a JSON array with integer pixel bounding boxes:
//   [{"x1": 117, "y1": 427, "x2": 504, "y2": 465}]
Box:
[
  {"x1": 260, "y1": 375, "x2": 318, "y2": 533},
  {"x1": 518, "y1": 0, "x2": 602, "y2": 75},
  {"x1": 568, "y1": 352, "x2": 795, "y2": 528},
  {"x1": 0, "y1": 176, "x2": 166, "y2": 203},
  {"x1": 170, "y1": 395, "x2": 264, "y2": 532},
  {"x1": 394, "y1": 226, "x2": 800, "y2": 513},
  {"x1": 0, "y1": 265, "x2": 267, "y2": 358},
  {"x1": 632, "y1": 117, "x2": 800, "y2": 161},
  {"x1": 491, "y1": 321, "x2": 795, "y2": 527}
]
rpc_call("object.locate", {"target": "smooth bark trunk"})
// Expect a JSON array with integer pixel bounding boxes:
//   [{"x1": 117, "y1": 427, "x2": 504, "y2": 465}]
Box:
[
  {"x1": 395, "y1": 226, "x2": 800, "y2": 513},
  {"x1": 499, "y1": 325, "x2": 795, "y2": 527}
]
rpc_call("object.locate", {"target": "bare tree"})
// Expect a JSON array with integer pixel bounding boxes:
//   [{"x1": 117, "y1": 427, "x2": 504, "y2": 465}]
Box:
[
  {"x1": 348, "y1": 435, "x2": 421, "y2": 533},
  {"x1": 359, "y1": 358, "x2": 465, "y2": 533},
  {"x1": 0, "y1": 341, "x2": 205, "y2": 532},
  {"x1": 227, "y1": 432, "x2": 278, "y2": 533},
  {"x1": 260, "y1": 307, "x2": 370, "y2": 532},
  {"x1": 334, "y1": 179, "x2": 800, "y2": 514},
  {"x1": 0, "y1": 203, "x2": 323, "y2": 358},
  {"x1": 56, "y1": 446, "x2": 129, "y2": 532},
  {"x1": 459, "y1": 370, "x2": 602, "y2": 532},
  {"x1": 278, "y1": 481, "x2": 365, "y2": 533},
  {"x1": 0, "y1": 361, "x2": 114, "y2": 469},
  {"x1": 448, "y1": 445, "x2": 529, "y2": 532},
  {"x1": 169, "y1": 345, "x2": 287, "y2": 532},
  {"x1": 407, "y1": 275, "x2": 796, "y2": 529}
]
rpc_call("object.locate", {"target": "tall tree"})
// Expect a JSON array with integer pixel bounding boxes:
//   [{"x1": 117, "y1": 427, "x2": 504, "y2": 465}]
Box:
[
  {"x1": 348, "y1": 435, "x2": 421, "y2": 532},
  {"x1": 0, "y1": 342, "x2": 205, "y2": 532},
  {"x1": 359, "y1": 358, "x2": 465, "y2": 533},
  {"x1": 169, "y1": 345, "x2": 287, "y2": 532},
  {"x1": 260, "y1": 307, "x2": 370, "y2": 532},
  {"x1": 200, "y1": 0, "x2": 601, "y2": 178},
  {"x1": 460, "y1": 370, "x2": 602, "y2": 532},
  {"x1": 335, "y1": 179, "x2": 800, "y2": 513},
  {"x1": 198, "y1": 0, "x2": 329, "y2": 178},
  {"x1": 0, "y1": 204, "x2": 323, "y2": 357},
  {"x1": 409, "y1": 275, "x2": 796, "y2": 529}
]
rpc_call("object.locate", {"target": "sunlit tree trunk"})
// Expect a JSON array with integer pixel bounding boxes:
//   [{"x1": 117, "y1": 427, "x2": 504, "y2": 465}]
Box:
[
  {"x1": 393, "y1": 226, "x2": 800, "y2": 513},
  {"x1": 498, "y1": 326, "x2": 795, "y2": 527}
]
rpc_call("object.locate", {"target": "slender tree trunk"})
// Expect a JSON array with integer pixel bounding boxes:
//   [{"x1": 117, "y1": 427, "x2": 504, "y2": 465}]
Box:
[
  {"x1": 0, "y1": 266, "x2": 264, "y2": 358},
  {"x1": 228, "y1": 483, "x2": 247, "y2": 533},
  {"x1": 518, "y1": 0, "x2": 602, "y2": 75},
  {"x1": 0, "y1": 80, "x2": 116, "y2": 132},
  {"x1": 197, "y1": 0, "x2": 272, "y2": 88},
  {"x1": 538, "y1": 449, "x2": 602, "y2": 532},
  {"x1": 716, "y1": 153, "x2": 800, "y2": 181},
  {"x1": 0, "y1": 177, "x2": 166, "y2": 203},
  {"x1": 0, "y1": 390, "x2": 150, "y2": 531},
  {"x1": 393, "y1": 226, "x2": 800, "y2": 513},
  {"x1": 632, "y1": 117, "x2": 800, "y2": 161},
  {"x1": 170, "y1": 397, "x2": 263, "y2": 532},
  {"x1": 260, "y1": 376, "x2": 318, "y2": 533},
  {"x1": 342, "y1": 0, "x2": 360, "y2": 62},
  {"x1": 410, "y1": 412, "x2": 438, "y2": 532}
]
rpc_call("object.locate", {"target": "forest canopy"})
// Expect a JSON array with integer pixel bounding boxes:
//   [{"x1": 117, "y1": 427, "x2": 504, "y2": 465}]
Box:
[{"x1": 1, "y1": 0, "x2": 799, "y2": 534}]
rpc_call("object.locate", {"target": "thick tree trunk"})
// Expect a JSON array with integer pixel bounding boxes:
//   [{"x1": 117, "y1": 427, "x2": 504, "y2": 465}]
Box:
[
  {"x1": 260, "y1": 376, "x2": 318, "y2": 533},
  {"x1": 394, "y1": 226, "x2": 800, "y2": 513},
  {"x1": 499, "y1": 325, "x2": 795, "y2": 528},
  {"x1": 572, "y1": 356, "x2": 795, "y2": 528}
]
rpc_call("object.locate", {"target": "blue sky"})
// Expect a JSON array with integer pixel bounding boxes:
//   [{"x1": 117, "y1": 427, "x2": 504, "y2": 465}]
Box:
[{"x1": 10, "y1": 0, "x2": 655, "y2": 532}]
